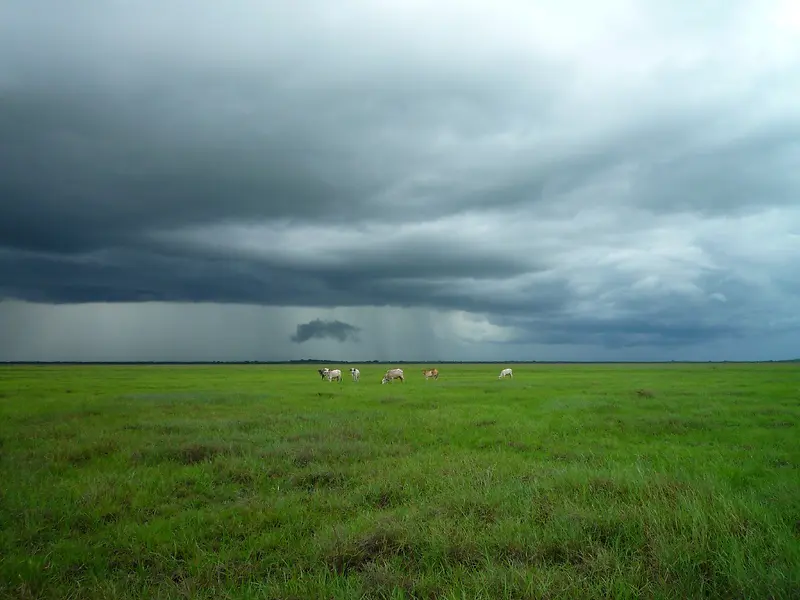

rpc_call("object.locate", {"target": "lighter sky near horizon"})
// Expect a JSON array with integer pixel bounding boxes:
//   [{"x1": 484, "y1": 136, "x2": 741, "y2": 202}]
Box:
[{"x1": 1, "y1": 0, "x2": 799, "y2": 362}]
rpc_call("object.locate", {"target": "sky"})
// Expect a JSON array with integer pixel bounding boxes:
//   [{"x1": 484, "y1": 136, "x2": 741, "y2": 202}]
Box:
[{"x1": 1, "y1": 0, "x2": 799, "y2": 362}]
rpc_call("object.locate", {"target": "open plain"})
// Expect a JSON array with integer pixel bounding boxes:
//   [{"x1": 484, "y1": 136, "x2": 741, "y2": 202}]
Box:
[{"x1": 1, "y1": 363, "x2": 798, "y2": 599}]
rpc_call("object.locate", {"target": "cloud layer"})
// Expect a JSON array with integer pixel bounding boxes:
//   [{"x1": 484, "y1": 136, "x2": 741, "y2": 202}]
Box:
[{"x1": 1, "y1": 0, "x2": 799, "y2": 360}]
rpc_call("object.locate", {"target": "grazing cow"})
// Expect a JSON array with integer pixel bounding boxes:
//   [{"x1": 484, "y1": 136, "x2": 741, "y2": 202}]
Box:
[
  {"x1": 326, "y1": 368, "x2": 342, "y2": 382},
  {"x1": 317, "y1": 368, "x2": 330, "y2": 380},
  {"x1": 498, "y1": 368, "x2": 513, "y2": 379},
  {"x1": 422, "y1": 368, "x2": 439, "y2": 380},
  {"x1": 350, "y1": 367, "x2": 360, "y2": 382},
  {"x1": 381, "y1": 368, "x2": 404, "y2": 384}
]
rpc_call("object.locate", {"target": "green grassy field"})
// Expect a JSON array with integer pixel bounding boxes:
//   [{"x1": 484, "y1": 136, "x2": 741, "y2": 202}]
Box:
[{"x1": 1, "y1": 363, "x2": 798, "y2": 599}]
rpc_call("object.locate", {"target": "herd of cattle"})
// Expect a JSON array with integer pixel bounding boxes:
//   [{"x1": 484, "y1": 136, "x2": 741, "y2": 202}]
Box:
[{"x1": 316, "y1": 366, "x2": 514, "y2": 383}]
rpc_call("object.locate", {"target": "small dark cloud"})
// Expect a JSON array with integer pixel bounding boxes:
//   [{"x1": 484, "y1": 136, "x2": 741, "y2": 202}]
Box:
[{"x1": 290, "y1": 319, "x2": 361, "y2": 344}]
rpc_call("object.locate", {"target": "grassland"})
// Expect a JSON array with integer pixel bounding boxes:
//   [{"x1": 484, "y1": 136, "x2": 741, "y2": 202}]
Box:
[{"x1": 1, "y1": 362, "x2": 798, "y2": 599}]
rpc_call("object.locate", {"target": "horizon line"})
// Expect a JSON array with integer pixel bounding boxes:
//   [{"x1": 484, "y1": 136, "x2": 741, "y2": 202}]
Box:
[{"x1": 1, "y1": 359, "x2": 798, "y2": 365}]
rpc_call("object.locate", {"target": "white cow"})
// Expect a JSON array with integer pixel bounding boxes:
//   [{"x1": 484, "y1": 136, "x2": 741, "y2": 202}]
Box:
[
  {"x1": 498, "y1": 368, "x2": 513, "y2": 379},
  {"x1": 350, "y1": 367, "x2": 360, "y2": 382},
  {"x1": 326, "y1": 368, "x2": 342, "y2": 382},
  {"x1": 381, "y1": 368, "x2": 404, "y2": 384}
]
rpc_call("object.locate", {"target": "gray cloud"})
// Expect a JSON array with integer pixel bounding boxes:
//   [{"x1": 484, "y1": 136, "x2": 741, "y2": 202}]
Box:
[
  {"x1": 291, "y1": 319, "x2": 361, "y2": 344},
  {"x1": 1, "y1": 0, "x2": 799, "y2": 360}
]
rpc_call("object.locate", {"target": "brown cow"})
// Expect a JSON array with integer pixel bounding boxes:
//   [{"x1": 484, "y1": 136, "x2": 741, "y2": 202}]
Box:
[{"x1": 422, "y1": 368, "x2": 439, "y2": 381}]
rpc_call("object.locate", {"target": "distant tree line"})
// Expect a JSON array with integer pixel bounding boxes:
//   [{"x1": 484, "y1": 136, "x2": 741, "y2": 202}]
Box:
[{"x1": 3, "y1": 359, "x2": 798, "y2": 365}]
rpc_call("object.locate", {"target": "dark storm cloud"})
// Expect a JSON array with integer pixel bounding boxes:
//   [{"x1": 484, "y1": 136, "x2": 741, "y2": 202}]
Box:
[
  {"x1": 490, "y1": 299, "x2": 745, "y2": 349},
  {"x1": 291, "y1": 319, "x2": 361, "y2": 344},
  {"x1": 0, "y1": 245, "x2": 553, "y2": 313},
  {"x1": 1, "y1": 0, "x2": 799, "y2": 355}
]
